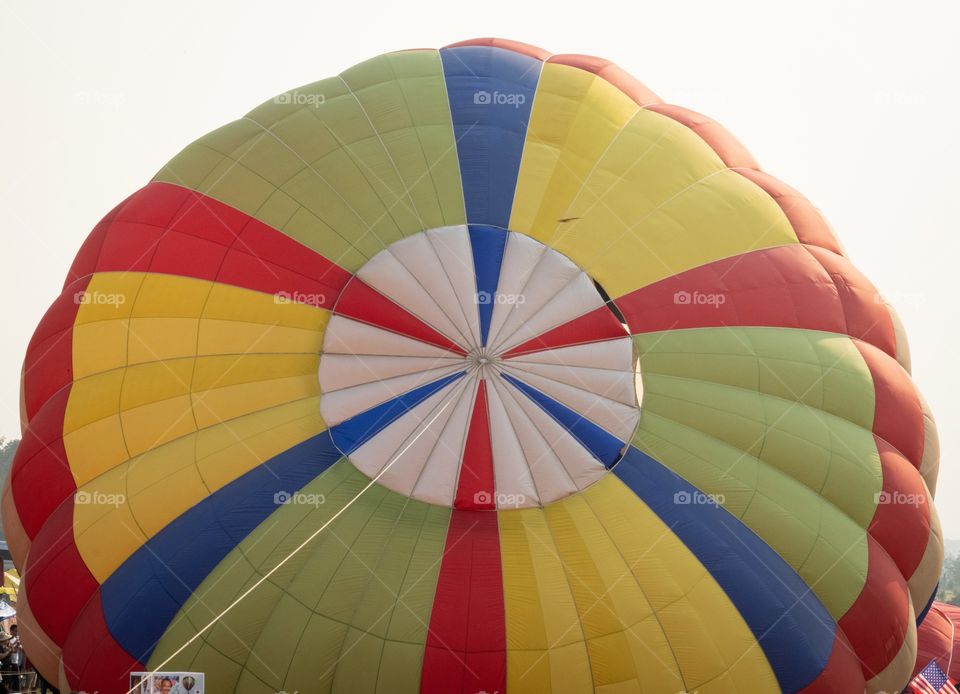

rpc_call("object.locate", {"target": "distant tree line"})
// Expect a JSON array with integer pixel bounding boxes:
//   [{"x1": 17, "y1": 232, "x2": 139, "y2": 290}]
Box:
[{"x1": 937, "y1": 553, "x2": 960, "y2": 605}]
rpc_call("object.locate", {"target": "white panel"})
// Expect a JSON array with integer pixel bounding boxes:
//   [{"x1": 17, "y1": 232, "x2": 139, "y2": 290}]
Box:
[
  {"x1": 413, "y1": 377, "x2": 479, "y2": 506},
  {"x1": 500, "y1": 365, "x2": 639, "y2": 442},
  {"x1": 319, "y1": 364, "x2": 464, "y2": 426},
  {"x1": 354, "y1": 380, "x2": 468, "y2": 495},
  {"x1": 319, "y1": 354, "x2": 462, "y2": 393},
  {"x1": 485, "y1": 380, "x2": 540, "y2": 508},
  {"x1": 322, "y1": 316, "x2": 456, "y2": 358},
  {"x1": 486, "y1": 233, "x2": 547, "y2": 349},
  {"x1": 388, "y1": 227, "x2": 476, "y2": 350},
  {"x1": 496, "y1": 272, "x2": 605, "y2": 353},
  {"x1": 505, "y1": 338, "x2": 635, "y2": 372},
  {"x1": 356, "y1": 248, "x2": 468, "y2": 348},
  {"x1": 490, "y1": 378, "x2": 579, "y2": 503},
  {"x1": 503, "y1": 361, "x2": 638, "y2": 407},
  {"x1": 489, "y1": 250, "x2": 581, "y2": 352},
  {"x1": 427, "y1": 227, "x2": 483, "y2": 347},
  {"x1": 500, "y1": 378, "x2": 609, "y2": 489}
]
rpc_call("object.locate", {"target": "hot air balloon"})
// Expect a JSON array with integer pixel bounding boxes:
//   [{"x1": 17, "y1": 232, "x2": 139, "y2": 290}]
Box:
[
  {"x1": 2, "y1": 37, "x2": 943, "y2": 694},
  {"x1": 913, "y1": 602, "x2": 960, "y2": 683}
]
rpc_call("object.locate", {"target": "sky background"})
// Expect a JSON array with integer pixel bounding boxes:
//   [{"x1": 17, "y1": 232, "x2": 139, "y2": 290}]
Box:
[{"x1": 2, "y1": 0, "x2": 958, "y2": 532}]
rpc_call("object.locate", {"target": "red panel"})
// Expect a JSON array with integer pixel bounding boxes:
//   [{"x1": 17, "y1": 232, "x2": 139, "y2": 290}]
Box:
[
  {"x1": 64, "y1": 181, "x2": 352, "y2": 307},
  {"x1": 615, "y1": 245, "x2": 898, "y2": 357},
  {"x1": 66, "y1": 196, "x2": 130, "y2": 286},
  {"x1": 837, "y1": 536, "x2": 910, "y2": 680},
  {"x1": 807, "y1": 246, "x2": 896, "y2": 356},
  {"x1": 22, "y1": 498, "x2": 99, "y2": 646},
  {"x1": 869, "y1": 435, "x2": 930, "y2": 579},
  {"x1": 336, "y1": 280, "x2": 467, "y2": 355},
  {"x1": 62, "y1": 592, "x2": 142, "y2": 694},
  {"x1": 797, "y1": 629, "x2": 865, "y2": 694},
  {"x1": 22, "y1": 277, "x2": 89, "y2": 421},
  {"x1": 502, "y1": 305, "x2": 627, "y2": 358},
  {"x1": 454, "y1": 382, "x2": 495, "y2": 510},
  {"x1": 421, "y1": 510, "x2": 506, "y2": 694},
  {"x1": 10, "y1": 387, "x2": 76, "y2": 538},
  {"x1": 854, "y1": 340, "x2": 925, "y2": 468}
]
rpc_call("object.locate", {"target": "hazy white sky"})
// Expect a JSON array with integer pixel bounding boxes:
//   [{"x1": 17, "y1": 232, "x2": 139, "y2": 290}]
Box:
[{"x1": 1, "y1": 0, "x2": 957, "y2": 533}]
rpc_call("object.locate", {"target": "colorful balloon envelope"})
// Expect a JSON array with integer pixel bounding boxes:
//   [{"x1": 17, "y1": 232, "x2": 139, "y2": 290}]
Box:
[{"x1": 3, "y1": 38, "x2": 943, "y2": 694}]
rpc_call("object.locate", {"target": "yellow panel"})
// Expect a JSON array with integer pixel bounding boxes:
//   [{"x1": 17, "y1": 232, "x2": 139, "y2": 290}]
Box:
[
  {"x1": 63, "y1": 369, "x2": 125, "y2": 433},
  {"x1": 510, "y1": 63, "x2": 639, "y2": 238},
  {"x1": 580, "y1": 476, "x2": 780, "y2": 693},
  {"x1": 65, "y1": 270, "x2": 331, "y2": 577},
  {"x1": 120, "y1": 394, "x2": 196, "y2": 457},
  {"x1": 510, "y1": 68, "x2": 798, "y2": 298},
  {"x1": 73, "y1": 273, "x2": 141, "y2": 324},
  {"x1": 203, "y1": 282, "x2": 328, "y2": 330},
  {"x1": 191, "y1": 354, "x2": 319, "y2": 392},
  {"x1": 74, "y1": 397, "x2": 325, "y2": 582},
  {"x1": 196, "y1": 397, "x2": 324, "y2": 490},
  {"x1": 72, "y1": 465, "x2": 146, "y2": 579},
  {"x1": 63, "y1": 414, "x2": 128, "y2": 485},
  {"x1": 127, "y1": 317, "x2": 200, "y2": 365},
  {"x1": 198, "y1": 319, "x2": 325, "y2": 356},
  {"x1": 72, "y1": 319, "x2": 129, "y2": 378},
  {"x1": 131, "y1": 272, "x2": 212, "y2": 317},
  {"x1": 193, "y1": 374, "x2": 319, "y2": 429},
  {"x1": 119, "y1": 359, "x2": 194, "y2": 410}
]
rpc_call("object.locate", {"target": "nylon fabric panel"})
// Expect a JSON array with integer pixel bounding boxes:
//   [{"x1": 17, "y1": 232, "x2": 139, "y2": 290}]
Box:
[
  {"x1": 99, "y1": 432, "x2": 343, "y2": 663},
  {"x1": 146, "y1": 460, "x2": 450, "y2": 694},
  {"x1": 467, "y1": 225, "x2": 507, "y2": 345},
  {"x1": 421, "y1": 510, "x2": 506, "y2": 694},
  {"x1": 440, "y1": 45, "x2": 541, "y2": 227},
  {"x1": 613, "y1": 448, "x2": 836, "y2": 692},
  {"x1": 329, "y1": 371, "x2": 466, "y2": 454},
  {"x1": 73, "y1": 396, "x2": 325, "y2": 582},
  {"x1": 510, "y1": 62, "x2": 797, "y2": 298},
  {"x1": 499, "y1": 478, "x2": 781, "y2": 693},
  {"x1": 156, "y1": 51, "x2": 466, "y2": 272},
  {"x1": 502, "y1": 373, "x2": 626, "y2": 466},
  {"x1": 632, "y1": 328, "x2": 881, "y2": 617}
]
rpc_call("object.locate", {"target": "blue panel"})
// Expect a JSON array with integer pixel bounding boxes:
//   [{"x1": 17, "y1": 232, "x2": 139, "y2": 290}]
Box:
[
  {"x1": 468, "y1": 225, "x2": 508, "y2": 346},
  {"x1": 440, "y1": 46, "x2": 540, "y2": 227},
  {"x1": 614, "y1": 447, "x2": 835, "y2": 692},
  {"x1": 330, "y1": 370, "x2": 466, "y2": 455},
  {"x1": 501, "y1": 372, "x2": 625, "y2": 466},
  {"x1": 101, "y1": 432, "x2": 343, "y2": 662}
]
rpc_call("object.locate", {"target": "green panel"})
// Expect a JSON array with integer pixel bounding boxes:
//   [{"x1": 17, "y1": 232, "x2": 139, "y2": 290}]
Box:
[
  {"x1": 154, "y1": 49, "x2": 465, "y2": 272},
  {"x1": 147, "y1": 460, "x2": 451, "y2": 694},
  {"x1": 632, "y1": 327, "x2": 880, "y2": 617}
]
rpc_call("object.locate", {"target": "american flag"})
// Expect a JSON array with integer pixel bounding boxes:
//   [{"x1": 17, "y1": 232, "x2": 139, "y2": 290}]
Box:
[{"x1": 910, "y1": 659, "x2": 960, "y2": 694}]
